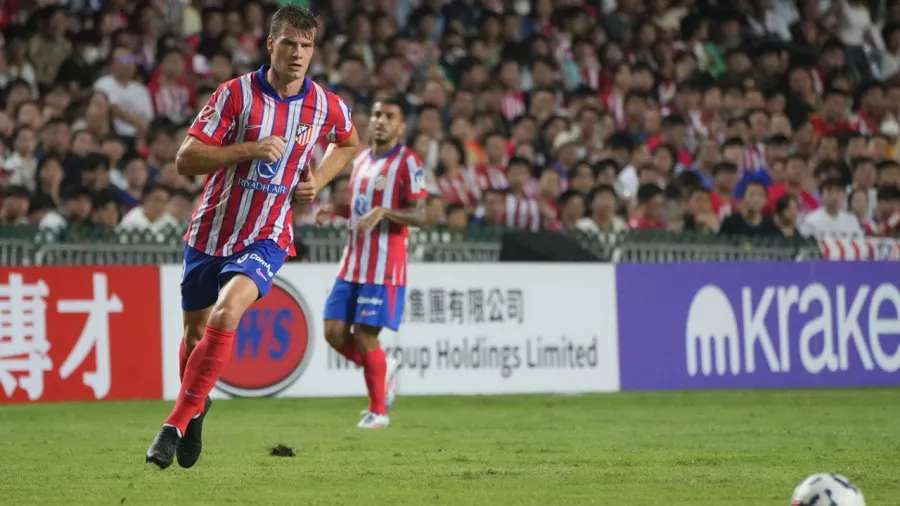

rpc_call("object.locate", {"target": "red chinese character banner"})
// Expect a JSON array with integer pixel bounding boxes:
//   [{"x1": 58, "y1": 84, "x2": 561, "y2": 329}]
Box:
[{"x1": 0, "y1": 267, "x2": 162, "y2": 403}]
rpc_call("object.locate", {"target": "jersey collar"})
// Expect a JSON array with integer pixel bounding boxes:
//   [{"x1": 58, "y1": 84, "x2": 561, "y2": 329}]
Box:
[{"x1": 256, "y1": 65, "x2": 310, "y2": 103}]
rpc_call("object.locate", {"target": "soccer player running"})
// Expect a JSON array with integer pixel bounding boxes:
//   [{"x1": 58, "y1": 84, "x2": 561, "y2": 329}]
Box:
[
  {"x1": 145, "y1": 6, "x2": 359, "y2": 469},
  {"x1": 321, "y1": 97, "x2": 427, "y2": 429}
]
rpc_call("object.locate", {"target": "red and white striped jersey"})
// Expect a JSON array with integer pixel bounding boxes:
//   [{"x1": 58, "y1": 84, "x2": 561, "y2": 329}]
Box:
[
  {"x1": 184, "y1": 66, "x2": 354, "y2": 257},
  {"x1": 337, "y1": 144, "x2": 427, "y2": 286},
  {"x1": 504, "y1": 194, "x2": 542, "y2": 231}
]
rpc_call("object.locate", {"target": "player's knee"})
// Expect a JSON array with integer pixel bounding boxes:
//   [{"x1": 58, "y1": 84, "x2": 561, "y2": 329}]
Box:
[
  {"x1": 323, "y1": 320, "x2": 347, "y2": 347},
  {"x1": 183, "y1": 325, "x2": 204, "y2": 350},
  {"x1": 207, "y1": 302, "x2": 243, "y2": 331},
  {"x1": 352, "y1": 326, "x2": 380, "y2": 351}
]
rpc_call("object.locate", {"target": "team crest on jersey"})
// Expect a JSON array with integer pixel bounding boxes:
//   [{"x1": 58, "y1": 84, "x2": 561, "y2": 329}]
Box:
[
  {"x1": 295, "y1": 123, "x2": 314, "y2": 146},
  {"x1": 373, "y1": 174, "x2": 387, "y2": 191},
  {"x1": 197, "y1": 104, "x2": 219, "y2": 124}
]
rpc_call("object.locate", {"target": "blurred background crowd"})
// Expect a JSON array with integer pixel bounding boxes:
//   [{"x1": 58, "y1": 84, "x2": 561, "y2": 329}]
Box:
[{"x1": 1, "y1": 0, "x2": 900, "y2": 244}]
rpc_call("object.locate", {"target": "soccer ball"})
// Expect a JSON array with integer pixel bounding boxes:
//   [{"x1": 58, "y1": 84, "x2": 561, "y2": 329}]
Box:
[{"x1": 791, "y1": 473, "x2": 865, "y2": 506}]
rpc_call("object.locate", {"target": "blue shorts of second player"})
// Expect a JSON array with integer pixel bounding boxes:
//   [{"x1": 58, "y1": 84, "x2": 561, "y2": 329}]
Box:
[
  {"x1": 324, "y1": 278, "x2": 406, "y2": 331},
  {"x1": 181, "y1": 240, "x2": 287, "y2": 311}
]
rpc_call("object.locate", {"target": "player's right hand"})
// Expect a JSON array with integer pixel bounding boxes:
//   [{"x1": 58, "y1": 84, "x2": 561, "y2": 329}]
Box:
[{"x1": 254, "y1": 136, "x2": 287, "y2": 162}]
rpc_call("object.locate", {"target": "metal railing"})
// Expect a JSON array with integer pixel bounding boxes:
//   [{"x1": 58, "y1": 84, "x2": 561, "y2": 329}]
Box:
[{"x1": 0, "y1": 224, "x2": 823, "y2": 266}]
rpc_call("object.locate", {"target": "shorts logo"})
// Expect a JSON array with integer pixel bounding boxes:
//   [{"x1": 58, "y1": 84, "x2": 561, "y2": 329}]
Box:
[
  {"x1": 255, "y1": 268, "x2": 267, "y2": 280},
  {"x1": 238, "y1": 253, "x2": 274, "y2": 278},
  {"x1": 217, "y1": 277, "x2": 314, "y2": 398},
  {"x1": 360, "y1": 310, "x2": 377, "y2": 318}
]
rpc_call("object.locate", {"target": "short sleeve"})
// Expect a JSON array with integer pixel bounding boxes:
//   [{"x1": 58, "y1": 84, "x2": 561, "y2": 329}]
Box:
[
  {"x1": 402, "y1": 153, "x2": 427, "y2": 204},
  {"x1": 324, "y1": 93, "x2": 354, "y2": 144},
  {"x1": 187, "y1": 81, "x2": 239, "y2": 146}
]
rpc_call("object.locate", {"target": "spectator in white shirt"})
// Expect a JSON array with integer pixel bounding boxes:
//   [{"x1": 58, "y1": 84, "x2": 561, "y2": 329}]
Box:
[
  {"x1": 577, "y1": 184, "x2": 628, "y2": 233},
  {"x1": 93, "y1": 47, "x2": 153, "y2": 139},
  {"x1": 118, "y1": 183, "x2": 180, "y2": 238},
  {"x1": 5, "y1": 126, "x2": 38, "y2": 191},
  {"x1": 801, "y1": 178, "x2": 864, "y2": 237}
]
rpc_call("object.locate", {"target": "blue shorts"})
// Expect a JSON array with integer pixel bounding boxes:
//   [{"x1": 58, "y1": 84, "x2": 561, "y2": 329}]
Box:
[
  {"x1": 323, "y1": 278, "x2": 406, "y2": 331},
  {"x1": 181, "y1": 240, "x2": 288, "y2": 311}
]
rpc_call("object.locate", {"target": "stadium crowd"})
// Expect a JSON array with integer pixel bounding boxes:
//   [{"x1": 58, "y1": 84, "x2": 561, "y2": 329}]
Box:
[{"x1": 1, "y1": 0, "x2": 900, "y2": 244}]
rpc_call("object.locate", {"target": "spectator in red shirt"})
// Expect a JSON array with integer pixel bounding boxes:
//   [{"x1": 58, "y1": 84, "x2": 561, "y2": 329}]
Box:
[
  {"x1": 810, "y1": 88, "x2": 854, "y2": 137},
  {"x1": 647, "y1": 115, "x2": 692, "y2": 168},
  {"x1": 766, "y1": 154, "x2": 820, "y2": 218},
  {"x1": 628, "y1": 183, "x2": 666, "y2": 230},
  {"x1": 863, "y1": 186, "x2": 900, "y2": 236},
  {"x1": 710, "y1": 162, "x2": 739, "y2": 221},
  {"x1": 148, "y1": 49, "x2": 196, "y2": 125}
]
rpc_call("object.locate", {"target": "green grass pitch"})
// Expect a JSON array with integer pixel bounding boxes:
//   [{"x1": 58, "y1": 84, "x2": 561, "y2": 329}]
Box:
[{"x1": 2, "y1": 389, "x2": 897, "y2": 505}]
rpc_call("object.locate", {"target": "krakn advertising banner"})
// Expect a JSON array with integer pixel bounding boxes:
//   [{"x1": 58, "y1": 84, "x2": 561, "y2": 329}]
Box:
[
  {"x1": 159, "y1": 264, "x2": 620, "y2": 400},
  {"x1": 617, "y1": 262, "x2": 900, "y2": 390}
]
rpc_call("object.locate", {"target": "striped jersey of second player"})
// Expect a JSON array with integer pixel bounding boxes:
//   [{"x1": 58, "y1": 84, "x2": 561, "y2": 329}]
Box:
[
  {"x1": 185, "y1": 65, "x2": 353, "y2": 257},
  {"x1": 337, "y1": 144, "x2": 426, "y2": 286}
]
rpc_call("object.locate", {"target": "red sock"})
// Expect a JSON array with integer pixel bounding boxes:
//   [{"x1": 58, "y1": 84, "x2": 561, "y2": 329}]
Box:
[
  {"x1": 361, "y1": 347, "x2": 387, "y2": 415},
  {"x1": 337, "y1": 340, "x2": 363, "y2": 366},
  {"x1": 178, "y1": 338, "x2": 188, "y2": 381},
  {"x1": 165, "y1": 325, "x2": 234, "y2": 434}
]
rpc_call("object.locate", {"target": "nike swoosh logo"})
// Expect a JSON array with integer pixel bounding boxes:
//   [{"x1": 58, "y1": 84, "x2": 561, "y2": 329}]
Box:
[{"x1": 246, "y1": 125, "x2": 262, "y2": 130}]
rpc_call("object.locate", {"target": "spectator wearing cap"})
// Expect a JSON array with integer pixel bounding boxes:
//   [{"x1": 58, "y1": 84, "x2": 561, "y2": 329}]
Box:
[
  {"x1": 93, "y1": 47, "x2": 153, "y2": 140},
  {"x1": 863, "y1": 186, "x2": 900, "y2": 236},
  {"x1": 118, "y1": 183, "x2": 178, "y2": 236},
  {"x1": 801, "y1": 178, "x2": 864, "y2": 237},
  {"x1": 720, "y1": 181, "x2": 781, "y2": 238},
  {"x1": 0, "y1": 185, "x2": 30, "y2": 225},
  {"x1": 577, "y1": 184, "x2": 627, "y2": 233}
]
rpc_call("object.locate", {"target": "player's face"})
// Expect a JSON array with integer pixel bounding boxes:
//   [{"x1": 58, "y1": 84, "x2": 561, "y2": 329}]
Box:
[
  {"x1": 267, "y1": 27, "x2": 315, "y2": 82},
  {"x1": 370, "y1": 103, "x2": 406, "y2": 145}
]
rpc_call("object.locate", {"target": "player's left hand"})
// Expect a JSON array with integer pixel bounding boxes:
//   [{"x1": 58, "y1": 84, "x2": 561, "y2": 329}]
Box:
[
  {"x1": 293, "y1": 166, "x2": 318, "y2": 204},
  {"x1": 357, "y1": 207, "x2": 386, "y2": 233}
]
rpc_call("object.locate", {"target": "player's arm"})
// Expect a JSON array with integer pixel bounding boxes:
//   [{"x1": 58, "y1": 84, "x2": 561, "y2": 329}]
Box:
[
  {"x1": 312, "y1": 127, "x2": 360, "y2": 189},
  {"x1": 379, "y1": 199, "x2": 426, "y2": 227},
  {"x1": 176, "y1": 81, "x2": 284, "y2": 177},
  {"x1": 176, "y1": 136, "x2": 282, "y2": 176}
]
